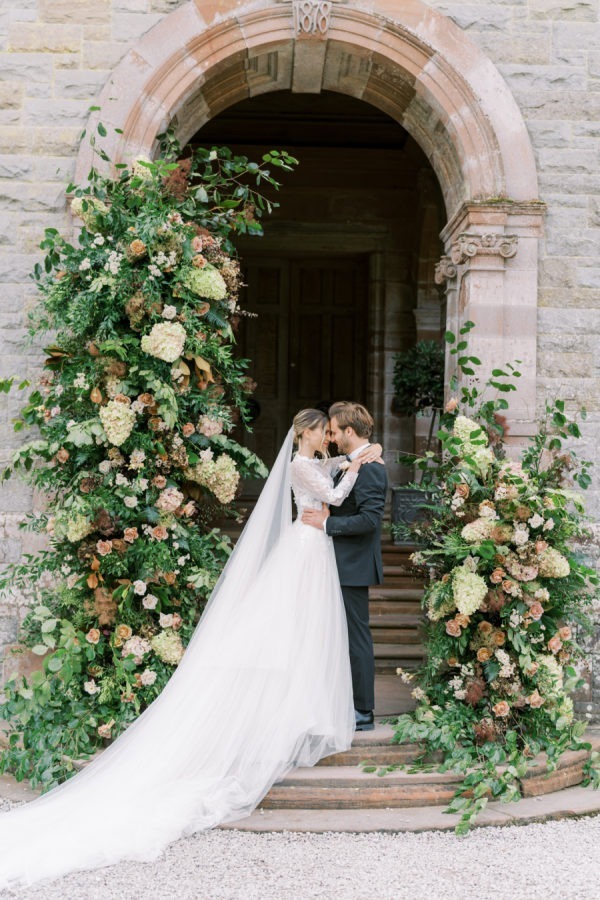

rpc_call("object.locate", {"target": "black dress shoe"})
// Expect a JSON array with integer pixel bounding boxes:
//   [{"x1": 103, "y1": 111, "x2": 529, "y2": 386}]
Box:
[{"x1": 355, "y1": 709, "x2": 374, "y2": 731}]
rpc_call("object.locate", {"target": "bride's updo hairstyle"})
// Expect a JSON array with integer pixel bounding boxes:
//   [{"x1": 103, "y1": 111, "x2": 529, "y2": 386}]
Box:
[{"x1": 293, "y1": 408, "x2": 328, "y2": 446}]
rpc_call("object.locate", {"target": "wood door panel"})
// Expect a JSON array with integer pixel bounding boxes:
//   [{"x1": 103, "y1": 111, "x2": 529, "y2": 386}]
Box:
[{"x1": 239, "y1": 255, "x2": 368, "y2": 468}]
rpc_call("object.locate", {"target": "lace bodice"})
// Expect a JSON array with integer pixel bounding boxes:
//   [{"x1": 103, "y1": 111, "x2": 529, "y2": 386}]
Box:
[{"x1": 290, "y1": 455, "x2": 358, "y2": 517}]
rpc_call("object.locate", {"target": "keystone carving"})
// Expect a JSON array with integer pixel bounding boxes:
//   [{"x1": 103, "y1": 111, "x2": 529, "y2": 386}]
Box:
[
  {"x1": 293, "y1": 0, "x2": 333, "y2": 34},
  {"x1": 450, "y1": 233, "x2": 519, "y2": 266}
]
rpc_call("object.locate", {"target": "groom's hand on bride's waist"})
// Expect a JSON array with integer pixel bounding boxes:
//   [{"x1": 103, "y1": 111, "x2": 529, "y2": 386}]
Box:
[{"x1": 302, "y1": 505, "x2": 330, "y2": 530}]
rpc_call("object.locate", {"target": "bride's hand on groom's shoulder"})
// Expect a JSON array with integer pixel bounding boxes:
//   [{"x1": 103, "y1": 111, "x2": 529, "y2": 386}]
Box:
[{"x1": 358, "y1": 443, "x2": 385, "y2": 465}]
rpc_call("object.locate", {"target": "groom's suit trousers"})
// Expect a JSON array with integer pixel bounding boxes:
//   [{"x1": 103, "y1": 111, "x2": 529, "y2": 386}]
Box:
[
  {"x1": 340, "y1": 584, "x2": 375, "y2": 712},
  {"x1": 326, "y1": 462, "x2": 388, "y2": 713}
]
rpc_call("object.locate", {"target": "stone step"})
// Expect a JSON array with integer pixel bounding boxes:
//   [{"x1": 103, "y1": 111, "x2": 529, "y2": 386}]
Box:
[
  {"x1": 369, "y1": 587, "x2": 423, "y2": 601},
  {"x1": 374, "y1": 643, "x2": 425, "y2": 660},
  {"x1": 370, "y1": 599, "x2": 423, "y2": 616},
  {"x1": 260, "y1": 766, "x2": 461, "y2": 810},
  {"x1": 222, "y1": 784, "x2": 600, "y2": 833},
  {"x1": 316, "y1": 725, "x2": 424, "y2": 767},
  {"x1": 259, "y1": 736, "x2": 600, "y2": 812}
]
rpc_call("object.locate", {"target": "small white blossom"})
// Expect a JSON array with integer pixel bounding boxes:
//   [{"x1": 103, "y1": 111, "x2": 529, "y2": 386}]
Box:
[
  {"x1": 79, "y1": 258, "x2": 92, "y2": 271},
  {"x1": 115, "y1": 472, "x2": 129, "y2": 486},
  {"x1": 83, "y1": 680, "x2": 100, "y2": 695},
  {"x1": 99, "y1": 460, "x2": 112, "y2": 475},
  {"x1": 124, "y1": 495, "x2": 138, "y2": 508},
  {"x1": 528, "y1": 513, "x2": 544, "y2": 529},
  {"x1": 162, "y1": 305, "x2": 177, "y2": 320},
  {"x1": 133, "y1": 580, "x2": 147, "y2": 596}
]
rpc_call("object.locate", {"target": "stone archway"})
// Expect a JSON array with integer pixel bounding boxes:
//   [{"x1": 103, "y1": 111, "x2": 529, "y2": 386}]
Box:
[{"x1": 76, "y1": 0, "x2": 545, "y2": 436}]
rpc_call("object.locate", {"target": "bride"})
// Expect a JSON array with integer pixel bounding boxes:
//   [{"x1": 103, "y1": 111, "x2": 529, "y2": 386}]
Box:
[{"x1": 0, "y1": 407, "x2": 383, "y2": 888}]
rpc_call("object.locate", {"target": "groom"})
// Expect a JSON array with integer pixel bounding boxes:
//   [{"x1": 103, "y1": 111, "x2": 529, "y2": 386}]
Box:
[{"x1": 302, "y1": 401, "x2": 388, "y2": 731}]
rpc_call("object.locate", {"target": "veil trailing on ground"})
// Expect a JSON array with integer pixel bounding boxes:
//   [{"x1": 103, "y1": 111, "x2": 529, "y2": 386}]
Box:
[{"x1": 0, "y1": 425, "x2": 357, "y2": 889}]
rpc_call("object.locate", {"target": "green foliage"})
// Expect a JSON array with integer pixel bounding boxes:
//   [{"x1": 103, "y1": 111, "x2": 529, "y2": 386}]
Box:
[
  {"x1": 392, "y1": 340, "x2": 445, "y2": 417},
  {"x1": 0, "y1": 125, "x2": 297, "y2": 789},
  {"x1": 388, "y1": 323, "x2": 599, "y2": 832}
]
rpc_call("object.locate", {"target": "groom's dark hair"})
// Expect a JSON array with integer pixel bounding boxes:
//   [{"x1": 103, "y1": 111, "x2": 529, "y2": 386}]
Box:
[{"x1": 329, "y1": 401, "x2": 374, "y2": 439}]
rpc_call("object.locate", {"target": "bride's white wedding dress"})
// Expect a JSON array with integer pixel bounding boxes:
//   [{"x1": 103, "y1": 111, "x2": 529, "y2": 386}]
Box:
[{"x1": 0, "y1": 430, "x2": 357, "y2": 888}]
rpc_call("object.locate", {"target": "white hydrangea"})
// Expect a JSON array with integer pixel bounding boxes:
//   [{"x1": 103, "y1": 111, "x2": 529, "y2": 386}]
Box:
[
  {"x1": 538, "y1": 547, "x2": 570, "y2": 578},
  {"x1": 141, "y1": 322, "x2": 187, "y2": 363},
  {"x1": 452, "y1": 566, "x2": 488, "y2": 616},
  {"x1": 99, "y1": 400, "x2": 136, "y2": 447}
]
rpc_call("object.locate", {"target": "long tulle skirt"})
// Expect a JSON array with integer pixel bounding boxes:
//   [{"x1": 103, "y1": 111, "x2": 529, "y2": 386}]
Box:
[{"x1": 0, "y1": 520, "x2": 354, "y2": 888}]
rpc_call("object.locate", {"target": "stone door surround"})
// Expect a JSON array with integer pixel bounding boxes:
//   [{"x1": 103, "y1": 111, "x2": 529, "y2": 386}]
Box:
[{"x1": 76, "y1": 0, "x2": 545, "y2": 437}]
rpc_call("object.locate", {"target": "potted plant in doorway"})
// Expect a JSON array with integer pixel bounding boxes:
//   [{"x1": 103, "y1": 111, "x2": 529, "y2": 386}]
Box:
[{"x1": 390, "y1": 339, "x2": 444, "y2": 545}]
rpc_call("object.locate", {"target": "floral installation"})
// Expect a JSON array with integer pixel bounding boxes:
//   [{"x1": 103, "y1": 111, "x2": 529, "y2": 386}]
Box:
[
  {"x1": 388, "y1": 322, "x2": 600, "y2": 833},
  {"x1": 0, "y1": 127, "x2": 297, "y2": 789}
]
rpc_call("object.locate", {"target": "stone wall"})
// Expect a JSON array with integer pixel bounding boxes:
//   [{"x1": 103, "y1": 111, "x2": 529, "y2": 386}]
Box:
[{"x1": 1, "y1": 0, "x2": 600, "y2": 715}]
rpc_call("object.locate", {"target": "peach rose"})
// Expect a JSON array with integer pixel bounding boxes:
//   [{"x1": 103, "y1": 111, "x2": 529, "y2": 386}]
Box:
[
  {"x1": 123, "y1": 527, "x2": 139, "y2": 543},
  {"x1": 182, "y1": 422, "x2": 195, "y2": 437},
  {"x1": 56, "y1": 448, "x2": 70, "y2": 464},
  {"x1": 153, "y1": 475, "x2": 167, "y2": 489},
  {"x1": 96, "y1": 540, "x2": 113, "y2": 557},
  {"x1": 455, "y1": 483, "x2": 470, "y2": 499},
  {"x1": 447, "y1": 657, "x2": 459, "y2": 667},
  {"x1": 446, "y1": 619, "x2": 462, "y2": 637},
  {"x1": 529, "y1": 602, "x2": 544, "y2": 621},
  {"x1": 181, "y1": 501, "x2": 196, "y2": 517},
  {"x1": 163, "y1": 572, "x2": 177, "y2": 585},
  {"x1": 477, "y1": 647, "x2": 492, "y2": 663},
  {"x1": 137, "y1": 392, "x2": 155, "y2": 406},
  {"x1": 492, "y1": 631, "x2": 506, "y2": 646},
  {"x1": 558, "y1": 625, "x2": 572, "y2": 641},
  {"x1": 116, "y1": 624, "x2": 133, "y2": 642},
  {"x1": 86, "y1": 628, "x2": 101, "y2": 645},
  {"x1": 548, "y1": 634, "x2": 563, "y2": 654},
  {"x1": 478, "y1": 621, "x2": 493, "y2": 635},
  {"x1": 455, "y1": 613, "x2": 470, "y2": 628},
  {"x1": 490, "y1": 568, "x2": 505, "y2": 584},
  {"x1": 111, "y1": 539, "x2": 126, "y2": 554},
  {"x1": 445, "y1": 398, "x2": 458, "y2": 412},
  {"x1": 492, "y1": 701, "x2": 510, "y2": 718},
  {"x1": 525, "y1": 662, "x2": 539, "y2": 677},
  {"x1": 527, "y1": 690, "x2": 545, "y2": 709},
  {"x1": 171, "y1": 613, "x2": 183, "y2": 630},
  {"x1": 152, "y1": 525, "x2": 169, "y2": 541},
  {"x1": 535, "y1": 540, "x2": 548, "y2": 554},
  {"x1": 128, "y1": 239, "x2": 146, "y2": 258},
  {"x1": 192, "y1": 254, "x2": 207, "y2": 268}
]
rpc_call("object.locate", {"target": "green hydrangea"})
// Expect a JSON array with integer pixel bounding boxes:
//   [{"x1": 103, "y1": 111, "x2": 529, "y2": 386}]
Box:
[{"x1": 180, "y1": 264, "x2": 228, "y2": 301}]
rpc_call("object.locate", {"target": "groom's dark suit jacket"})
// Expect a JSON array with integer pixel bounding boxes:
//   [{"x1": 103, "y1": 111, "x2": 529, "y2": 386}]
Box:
[{"x1": 325, "y1": 462, "x2": 388, "y2": 586}]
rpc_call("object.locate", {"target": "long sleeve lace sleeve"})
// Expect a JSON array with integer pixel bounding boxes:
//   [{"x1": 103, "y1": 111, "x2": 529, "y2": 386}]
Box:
[
  {"x1": 290, "y1": 457, "x2": 357, "y2": 507},
  {"x1": 318, "y1": 456, "x2": 346, "y2": 475}
]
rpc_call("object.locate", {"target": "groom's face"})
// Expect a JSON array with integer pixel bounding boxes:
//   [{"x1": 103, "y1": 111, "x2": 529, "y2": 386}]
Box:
[{"x1": 329, "y1": 417, "x2": 351, "y2": 454}]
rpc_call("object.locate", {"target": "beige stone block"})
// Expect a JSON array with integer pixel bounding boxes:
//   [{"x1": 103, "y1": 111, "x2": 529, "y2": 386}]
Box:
[
  {"x1": 8, "y1": 23, "x2": 82, "y2": 54},
  {"x1": 0, "y1": 52, "x2": 53, "y2": 84},
  {"x1": 112, "y1": 12, "x2": 163, "y2": 43},
  {"x1": 0, "y1": 83, "x2": 24, "y2": 110},
  {"x1": 0, "y1": 127, "x2": 29, "y2": 155},
  {"x1": 529, "y1": 0, "x2": 598, "y2": 21},
  {"x1": 54, "y1": 68, "x2": 109, "y2": 100},
  {"x1": 82, "y1": 23, "x2": 112, "y2": 42},
  {"x1": 82, "y1": 40, "x2": 129, "y2": 70},
  {"x1": 39, "y1": 0, "x2": 110, "y2": 25},
  {"x1": 32, "y1": 126, "x2": 82, "y2": 156}
]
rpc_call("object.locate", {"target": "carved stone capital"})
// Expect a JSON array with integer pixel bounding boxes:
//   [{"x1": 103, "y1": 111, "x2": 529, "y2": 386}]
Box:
[
  {"x1": 293, "y1": 0, "x2": 333, "y2": 35},
  {"x1": 450, "y1": 232, "x2": 518, "y2": 266},
  {"x1": 434, "y1": 255, "x2": 457, "y2": 284}
]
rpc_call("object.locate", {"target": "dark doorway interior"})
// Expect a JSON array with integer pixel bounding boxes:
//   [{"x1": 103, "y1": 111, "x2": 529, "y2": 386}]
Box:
[{"x1": 189, "y1": 91, "x2": 445, "y2": 474}]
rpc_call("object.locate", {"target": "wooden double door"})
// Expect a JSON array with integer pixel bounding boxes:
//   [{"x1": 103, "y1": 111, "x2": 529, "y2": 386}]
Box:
[{"x1": 238, "y1": 255, "x2": 369, "y2": 468}]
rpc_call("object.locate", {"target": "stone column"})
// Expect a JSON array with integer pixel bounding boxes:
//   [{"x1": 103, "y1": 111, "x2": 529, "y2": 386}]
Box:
[{"x1": 438, "y1": 201, "x2": 546, "y2": 443}]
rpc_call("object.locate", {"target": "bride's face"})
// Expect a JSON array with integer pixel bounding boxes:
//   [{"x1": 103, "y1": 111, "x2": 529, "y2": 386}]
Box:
[{"x1": 299, "y1": 423, "x2": 326, "y2": 455}]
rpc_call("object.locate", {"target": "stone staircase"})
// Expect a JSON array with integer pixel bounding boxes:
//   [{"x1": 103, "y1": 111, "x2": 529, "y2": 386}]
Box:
[{"x1": 370, "y1": 537, "x2": 426, "y2": 679}]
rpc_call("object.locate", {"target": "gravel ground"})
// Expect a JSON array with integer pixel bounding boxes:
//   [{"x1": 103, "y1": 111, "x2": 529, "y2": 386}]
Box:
[{"x1": 1, "y1": 796, "x2": 599, "y2": 900}]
